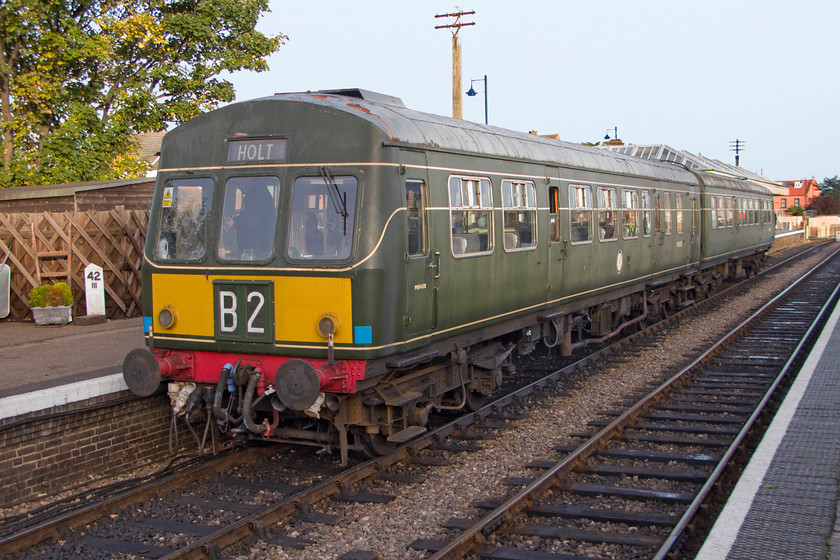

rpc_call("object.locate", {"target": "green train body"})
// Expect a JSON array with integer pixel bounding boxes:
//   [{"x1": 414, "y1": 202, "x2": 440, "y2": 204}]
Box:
[{"x1": 124, "y1": 89, "x2": 774, "y2": 461}]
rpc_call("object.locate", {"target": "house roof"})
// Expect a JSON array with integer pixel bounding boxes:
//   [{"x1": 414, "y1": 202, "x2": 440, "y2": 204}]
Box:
[
  {"x1": 134, "y1": 131, "x2": 165, "y2": 166},
  {"x1": 778, "y1": 179, "x2": 819, "y2": 197}
]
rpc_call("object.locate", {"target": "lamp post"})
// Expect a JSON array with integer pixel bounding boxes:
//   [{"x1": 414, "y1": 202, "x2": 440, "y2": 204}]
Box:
[{"x1": 466, "y1": 75, "x2": 488, "y2": 125}]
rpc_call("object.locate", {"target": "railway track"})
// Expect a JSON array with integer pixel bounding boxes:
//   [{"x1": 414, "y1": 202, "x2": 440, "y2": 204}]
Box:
[
  {"x1": 414, "y1": 247, "x2": 840, "y2": 559},
  {"x1": 1, "y1": 243, "x2": 834, "y2": 559}
]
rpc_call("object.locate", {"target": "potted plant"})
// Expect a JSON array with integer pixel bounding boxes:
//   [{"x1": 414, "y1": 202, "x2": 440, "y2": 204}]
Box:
[{"x1": 28, "y1": 282, "x2": 74, "y2": 325}]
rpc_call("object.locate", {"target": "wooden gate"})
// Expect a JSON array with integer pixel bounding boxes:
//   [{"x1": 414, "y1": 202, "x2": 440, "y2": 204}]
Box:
[{"x1": 0, "y1": 208, "x2": 149, "y2": 320}]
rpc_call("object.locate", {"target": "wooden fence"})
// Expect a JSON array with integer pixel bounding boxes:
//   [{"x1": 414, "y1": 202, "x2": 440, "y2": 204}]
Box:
[{"x1": 0, "y1": 208, "x2": 149, "y2": 320}]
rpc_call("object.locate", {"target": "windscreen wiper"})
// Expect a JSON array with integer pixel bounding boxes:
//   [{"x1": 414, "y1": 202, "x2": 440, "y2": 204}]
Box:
[{"x1": 320, "y1": 166, "x2": 348, "y2": 235}]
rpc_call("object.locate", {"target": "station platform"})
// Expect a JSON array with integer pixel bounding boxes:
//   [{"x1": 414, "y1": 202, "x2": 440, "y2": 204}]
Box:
[
  {"x1": 0, "y1": 317, "x2": 146, "y2": 419},
  {"x1": 696, "y1": 297, "x2": 840, "y2": 559}
]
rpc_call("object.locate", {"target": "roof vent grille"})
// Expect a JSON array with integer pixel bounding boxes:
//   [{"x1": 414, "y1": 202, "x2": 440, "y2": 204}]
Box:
[{"x1": 315, "y1": 88, "x2": 405, "y2": 108}]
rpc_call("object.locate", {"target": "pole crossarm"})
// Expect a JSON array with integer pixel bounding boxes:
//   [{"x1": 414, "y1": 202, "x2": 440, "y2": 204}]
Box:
[{"x1": 434, "y1": 8, "x2": 476, "y2": 120}]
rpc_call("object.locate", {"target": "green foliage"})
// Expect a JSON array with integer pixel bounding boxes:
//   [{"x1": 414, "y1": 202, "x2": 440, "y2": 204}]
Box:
[
  {"x1": 818, "y1": 176, "x2": 840, "y2": 198},
  {"x1": 28, "y1": 282, "x2": 74, "y2": 308},
  {"x1": 785, "y1": 205, "x2": 806, "y2": 217},
  {"x1": 1, "y1": 0, "x2": 285, "y2": 188},
  {"x1": 807, "y1": 194, "x2": 840, "y2": 216}
]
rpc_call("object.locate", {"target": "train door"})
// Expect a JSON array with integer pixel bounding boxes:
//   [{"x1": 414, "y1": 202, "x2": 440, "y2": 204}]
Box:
[
  {"x1": 400, "y1": 150, "x2": 436, "y2": 338},
  {"x1": 689, "y1": 196, "x2": 701, "y2": 264},
  {"x1": 546, "y1": 168, "x2": 566, "y2": 302}
]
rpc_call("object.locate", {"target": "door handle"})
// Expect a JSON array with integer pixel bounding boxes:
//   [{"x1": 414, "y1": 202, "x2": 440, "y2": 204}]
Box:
[{"x1": 429, "y1": 251, "x2": 441, "y2": 279}]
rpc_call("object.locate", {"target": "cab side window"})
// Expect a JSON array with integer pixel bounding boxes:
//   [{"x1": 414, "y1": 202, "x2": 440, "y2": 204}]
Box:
[{"x1": 406, "y1": 180, "x2": 426, "y2": 256}]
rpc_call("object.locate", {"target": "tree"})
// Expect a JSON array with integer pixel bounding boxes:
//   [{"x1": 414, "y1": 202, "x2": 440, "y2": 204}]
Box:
[
  {"x1": 785, "y1": 205, "x2": 806, "y2": 217},
  {"x1": 1, "y1": 0, "x2": 285, "y2": 188},
  {"x1": 818, "y1": 175, "x2": 840, "y2": 198},
  {"x1": 807, "y1": 195, "x2": 840, "y2": 216}
]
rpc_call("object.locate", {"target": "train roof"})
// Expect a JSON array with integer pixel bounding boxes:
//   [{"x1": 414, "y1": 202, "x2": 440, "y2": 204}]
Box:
[{"x1": 212, "y1": 89, "x2": 770, "y2": 196}]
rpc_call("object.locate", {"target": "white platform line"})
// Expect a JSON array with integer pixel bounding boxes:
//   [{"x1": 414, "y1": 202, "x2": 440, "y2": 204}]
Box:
[
  {"x1": 0, "y1": 373, "x2": 129, "y2": 421},
  {"x1": 695, "y1": 300, "x2": 840, "y2": 560}
]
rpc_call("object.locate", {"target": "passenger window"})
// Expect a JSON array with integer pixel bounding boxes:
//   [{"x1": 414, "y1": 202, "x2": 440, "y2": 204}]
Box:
[
  {"x1": 502, "y1": 179, "x2": 537, "y2": 251},
  {"x1": 549, "y1": 186, "x2": 561, "y2": 243},
  {"x1": 641, "y1": 190, "x2": 652, "y2": 237},
  {"x1": 218, "y1": 176, "x2": 279, "y2": 261},
  {"x1": 726, "y1": 197, "x2": 735, "y2": 228},
  {"x1": 598, "y1": 187, "x2": 618, "y2": 241},
  {"x1": 622, "y1": 189, "x2": 639, "y2": 239},
  {"x1": 715, "y1": 196, "x2": 725, "y2": 229},
  {"x1": 676, "y1": 194, "x2": 684, "y2": 234},
  {"x1": 157, "y1": 178, "x2": 213, "y2": 261},
  {"x1": 711, "y1": 196, "x2": 717, "y2": 229},
  {"x1": 287, "y1": 175, "x2": 357, "y2": 260},
  {"x1": 449, "y1": 176, "x2": 493, "y2": 256},
  {"x1": 662, "y1": 192, "x2": 672, "y2": 234},
  {"x1": 654, "y1": 193, "x2": 661, "y2": 232},
  {"x1": 405, "y1": 180, "x2": 426, "y2": 256},
  {"x1": 569, "y1": 185, "x2": 593, "y2": 244}
]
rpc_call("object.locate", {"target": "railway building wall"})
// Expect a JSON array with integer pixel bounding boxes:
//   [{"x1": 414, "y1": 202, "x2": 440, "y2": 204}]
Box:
[{"x1": 0, "y1": 390, "x2": 179, "y2": 507}]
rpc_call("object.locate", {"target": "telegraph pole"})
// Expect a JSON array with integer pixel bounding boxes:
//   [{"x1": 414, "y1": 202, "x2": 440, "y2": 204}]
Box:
[
  {"x1": 730, "y1": 139, "x2": 745, "y2": 167},
  {"x1": 435, "y1": 8, "x2": 475, "y2": 120}
]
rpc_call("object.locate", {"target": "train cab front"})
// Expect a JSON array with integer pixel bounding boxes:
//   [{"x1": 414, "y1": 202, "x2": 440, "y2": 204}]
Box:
[{"x1": 125, "y1": 155, "x2": 390, "y2": 462}]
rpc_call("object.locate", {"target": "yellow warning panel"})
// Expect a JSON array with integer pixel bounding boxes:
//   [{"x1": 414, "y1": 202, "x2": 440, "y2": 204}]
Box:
[
  {"x1": 162, "y1": 187, "x2": 173, "y2": 208},
  {"x1": 151, "y1": 273, "x2": 353, "y2": 344}
]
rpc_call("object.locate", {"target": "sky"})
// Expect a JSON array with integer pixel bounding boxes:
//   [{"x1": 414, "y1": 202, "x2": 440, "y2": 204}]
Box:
[{"x1": 224, "y1": 0, "x2": 840, "y2": 183}]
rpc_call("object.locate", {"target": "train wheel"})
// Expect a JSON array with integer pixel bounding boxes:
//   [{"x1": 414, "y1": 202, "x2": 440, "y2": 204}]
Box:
[
  {"x1": 362, "y1": 432, "x2": 397, "y2": 457},
  {"x1": 466, "y1": 389, "x2": 489, "y2": 411}
]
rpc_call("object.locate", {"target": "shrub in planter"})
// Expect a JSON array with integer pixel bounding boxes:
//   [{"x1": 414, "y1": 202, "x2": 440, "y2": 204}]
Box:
[{"x1": 28, "y1": 282, "x2": 74, "y2": 324}]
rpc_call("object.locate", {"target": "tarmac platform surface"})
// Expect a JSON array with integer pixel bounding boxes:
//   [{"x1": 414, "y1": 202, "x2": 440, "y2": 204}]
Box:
[{"x1": 0, "y1": 317, "x2": 145, "y2": 399}]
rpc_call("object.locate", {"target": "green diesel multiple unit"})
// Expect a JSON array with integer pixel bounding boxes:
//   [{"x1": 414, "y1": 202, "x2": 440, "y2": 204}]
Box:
[{"x1": 123, "y1": 89, "x2": 775, "y2": 462}]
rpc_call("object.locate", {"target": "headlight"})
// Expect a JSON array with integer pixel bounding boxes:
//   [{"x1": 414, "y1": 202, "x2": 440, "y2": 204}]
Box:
[
  {"x1": 158, "y1": 305, "x2": 177, "y2": 329},
  {"x1": 317, "y1": 313, "x2": 341, "y2": 338}
]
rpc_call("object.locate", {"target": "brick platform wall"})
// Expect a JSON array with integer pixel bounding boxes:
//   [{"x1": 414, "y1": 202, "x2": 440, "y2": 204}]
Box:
[{"x1": 0, "y1": 390, "x2": 176, "y2": 507}]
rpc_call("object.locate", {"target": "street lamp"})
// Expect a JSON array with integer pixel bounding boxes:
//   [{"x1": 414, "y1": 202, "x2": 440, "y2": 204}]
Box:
[{"x1": 466, "y1": 74, "x2": 488, "y2": 125}]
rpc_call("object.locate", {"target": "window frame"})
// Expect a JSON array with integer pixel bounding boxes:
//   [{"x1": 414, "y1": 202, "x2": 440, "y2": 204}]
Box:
[
  {"x1": 501, "y1": 179, "x2": 537, "y2": 252},
  {"x1": 217, "y1": 176, "x2": 281, "y2": 263},
  {"x1": 155, "y1": 177, "x2": 214, "y2": 263},
  {"x1": 285, "y1": 174, "x2": 358, "y2": 262},
  {"x1": 621, "y1": 188, "x2": 639, "y2": 239},
  {"x1": 641, "y1": 190, "x2": 652, "y2": 237},
  {"x1": 676, "y1": 193, "x2": 684, "y2": 235},
  {"x1": 598, "y1": 186, "x2": 619, "y2": 242},
  {"x1": 549, "y1": 186, "x2": 561, "y2": 243},
  {"x1": 568, "y1": 184, "x2": 594, "y2": 245},
  {"x1": 449, "y1": 175, "x2": 494, "y2": 257},
  {"x1": 405, "y1": 179, "x2": 427, "y2": 257},
  {"x1": 662, "y1": 191, "x2": 672, "y2": 235}
]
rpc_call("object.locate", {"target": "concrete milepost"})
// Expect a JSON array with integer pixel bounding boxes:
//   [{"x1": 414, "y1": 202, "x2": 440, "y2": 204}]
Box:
[{"x1": 85, "y1": 263, "x2": 106, "y2": 316}]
